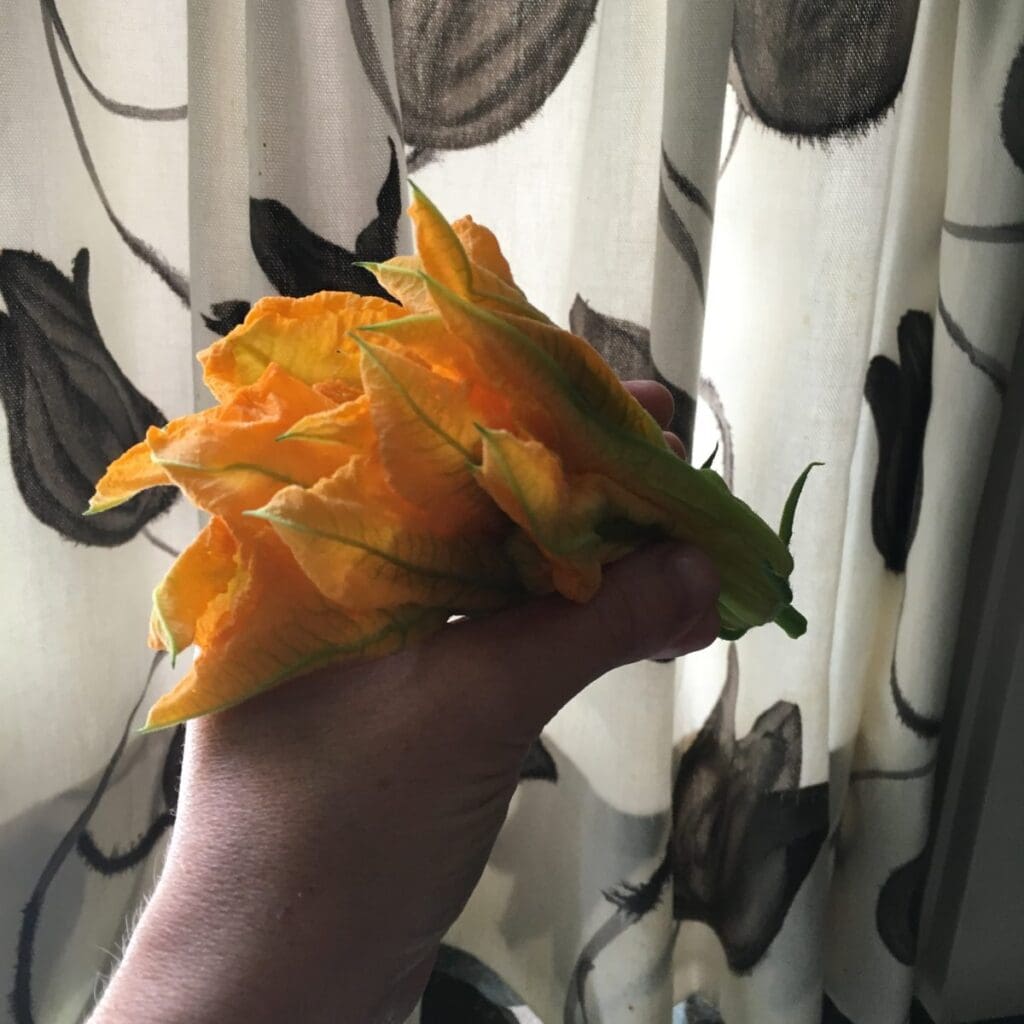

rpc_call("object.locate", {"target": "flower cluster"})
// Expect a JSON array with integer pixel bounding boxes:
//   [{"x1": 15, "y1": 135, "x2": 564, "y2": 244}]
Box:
[{"x1": 89, "y1": 188, "x2": 806, "y2": 730}]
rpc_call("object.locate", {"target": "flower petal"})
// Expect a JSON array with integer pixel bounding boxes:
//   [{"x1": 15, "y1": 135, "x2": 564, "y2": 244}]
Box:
[
  {"x1": 362, "y1": 252, "x2": 546, "y2": 322},
  {"x1": 425, "y1": 275, "x2": 667, "y2": 455},
  {"x1": 250, "y1": 457, "x2": 520, "y2": 611},
  {"x1": 313, "y1": 380, "x2": 364, "y2": 403},
  {"x1": 355, "y1": 337, "x2": 503, "y2": 530},
  {"x1": 147, "y1": 365, "x2": 348, "y2": 521},
  {"x1": 501, "y1": 311, "x2": 670, "y2": 446},
  {"x1": 280, "y1": 394, "x2": 377, "y2": 446},
  {"x1": 198, "y1": 291, "x2": 402, "y2": 403},
  {"x1": 472, "y1": 427, "x2": 611, "y2": 602},
  {"x1": 422, "y1": 272, "x2": 796, "y2": 628},
  {"x1": 149, "y1": 516, "x2": 240, "y2": 661},
  {"x1": 86, "y1": 438, "x2": 173, "y2": 514},
  {"x1": 409, "y1": 184, "x2": 474, "y2": 296},
  {"x1": 357, "y1": 312, "x2": 479, "y2": 379},
  {"x1": 143, "y1": 528, "x2": 447, "y2": 730},
  {"x1": 451, "y1": 216, "x2": 516, "y2": 286},
  {"x1": 359, "y1": 256, "x2": 434, "y2": 313}
]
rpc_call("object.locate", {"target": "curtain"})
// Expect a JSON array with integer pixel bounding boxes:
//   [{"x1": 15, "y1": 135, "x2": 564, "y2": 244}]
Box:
[{"x1": 1, "y1": 2, "x2": 1021, "y2": 1022}]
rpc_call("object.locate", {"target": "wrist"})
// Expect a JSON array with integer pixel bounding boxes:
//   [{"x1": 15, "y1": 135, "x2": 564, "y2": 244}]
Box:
[{"x1": 90, "y1": 723, "x2": 431, "y2": 1024}]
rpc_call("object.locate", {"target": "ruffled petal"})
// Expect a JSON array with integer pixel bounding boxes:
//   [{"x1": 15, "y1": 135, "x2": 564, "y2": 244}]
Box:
[
  {"x1": 143, "y1": 527, "x2": 446, "y2": 730},
  {"x1": 149, "y1": 516, "x2": 240, "y2": 661},
  {"x1": 146, "y1": 364, "x2": 348, "y2": 521},
  {"x1": 199, "y1": 291, "x2": 402, "y2": 402},
  {"x1": 251, "y1": 456, "x2": 520, "y2": 611},
  {"x1": 86, "y1": 439, "x2": 172, "y2": 514}
]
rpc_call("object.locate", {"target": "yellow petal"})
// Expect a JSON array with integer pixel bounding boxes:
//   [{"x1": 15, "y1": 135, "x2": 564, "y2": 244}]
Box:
[
  {"x1": 357, "y1": 312, "x2": 480, "y2": 380},
  {"x1": 424, "y1": 275, "x2": 667, "y2": 459},
  {"x1": 359, "y1": 256, "x2": 434, "y2": 314},
  {"x1": 280, "y1": 394, "x2": 377, "y2": 446},
  {"x1": 363, "y1": 252, "x2": 546, "y2": 323},
  {"x1": 87, "y1": 439, "x2": 172, "y2": 513},
  {"x1": 250, "y1": 456, "x2": 520, "y2": 611},
  {"x1": 409, "y1": 183, "x2": 473, "y2": 296},
  {"x1": 473, "y1": 427, "x2": 610, "y2": 602},
  {"x1": 199, "y1": 291, "x2": 402, "y2": 403},
  {"x1": 499, "y1": 311, "x2": 668, "y2": 447},
  {"x1": 355, "y1": 337, "x2": 501, "y2": 530},
  {"x1": 473, "y1": 426, "x2": 681, "y2": 601},
  {"x1": 313, "y1": 379, "x2": 364, "y2": 404},
  {"x1": 149, "y1": 516, "x2": 240, "y2": 661},
  {"x1": 147, "y1": 364, "x2": 349, "y2": 521},
  {"x1": 451, "y1": 216, "x2": 516, "y2": 286},
  {"x1": 143, "y1": 528, "x2": 447, "y2": 730}
]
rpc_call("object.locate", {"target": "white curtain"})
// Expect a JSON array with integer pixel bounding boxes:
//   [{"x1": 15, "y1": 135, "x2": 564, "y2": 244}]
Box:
[{"x1": 1, "y1": 2, "x2": 1021, "y2": 1022}]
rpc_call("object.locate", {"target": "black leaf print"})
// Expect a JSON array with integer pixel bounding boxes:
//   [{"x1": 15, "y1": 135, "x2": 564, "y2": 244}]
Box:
[
  {"x1": 864, "y1": 310, "x2": 933, "y2": 573},
  {"x1": 600, "y1": 855, "x2": 672, "y2": 925},
  {"x1": 421, "y1": 972, "x2": 519, "y2": 1023},
  {"x1": 205, "y1": 140, "x2": 401, "y2": 332},
  {"x1": 658, "y1": 184, "x2": 706, "y2": 305},
  {"x1": 596, "y1": 648, "x2": 828, "y2": 981},
  {"x1": 378, "y1": 0, "x2": 598, "y2": 151},
  {"x1": 908, "y1": 999, "x2": 937, "y2": 1023},
  {"x1": 889, "y1": 660, "x2": 942, "y2": 739},
  {"x1": 821, "y1": 994, "x2": 855, "y2": 1024},
  {"x1": 76, "y1": 725, "x2": 184, "y2": 875},
  {"x1": 679, "y1": 994, "x2": 724, "y2": 1024},
  {"x1": 202, "y1": 300, "x2": 252, "y2": 337},
  {"x1": 519, "y1": 736, "x2": 558, "y2": 782},
  {"x1": 876, "y1": 847, "x2": 929, "y2": 965},
  {"x1": 251, "y1": 139, "x2": 400, "y2": 299},
  {"x1": 1002, "y1": 41, "x2": 1024, "y2": 172},
  {"x1": 569, "y1": 295, "x2": 697, "y2": 454},
  {"x1": 249, "y1": 197, "x2": 377, "y2": 297},
  {"x1": 0, "y1": 249, "x2": 177, "y2": 545},
  {"x1": 10, "y1": 654, "x2": 163, "y2": 1024},
  {"x1": 730, "y1": 0, "x2": 921, "y2": 140},
  {"x1": 432, "y1": 946, "x2": 524, "y2": 1009},
  {"x1": 667, "y1": 645, "x2": 828, "y2": 971},
  {"x1": 407, "y1": 146, "x2": 440, "y2": 174}
]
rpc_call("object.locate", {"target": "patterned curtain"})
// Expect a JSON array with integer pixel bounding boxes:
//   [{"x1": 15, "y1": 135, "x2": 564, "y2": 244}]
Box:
[{"x1": 2, "y1": 2, "x2": 1021, "y2": 1022}]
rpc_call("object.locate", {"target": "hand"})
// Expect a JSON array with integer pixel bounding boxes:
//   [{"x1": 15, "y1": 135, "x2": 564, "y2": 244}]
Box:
[{"x1": 90, "y1": 382, "x2": 720, "y2": 1024}]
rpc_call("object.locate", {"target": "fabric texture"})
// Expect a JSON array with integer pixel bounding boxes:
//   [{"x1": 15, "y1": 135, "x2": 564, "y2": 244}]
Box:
[{"x1": 1, "y1": 2, "x2": 1022, "y2": 1022}]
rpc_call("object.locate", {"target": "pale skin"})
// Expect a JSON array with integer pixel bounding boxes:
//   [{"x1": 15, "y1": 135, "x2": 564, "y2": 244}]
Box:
[{"x1": 89, "y1": 382, "x2": 720, "y2": 1024}]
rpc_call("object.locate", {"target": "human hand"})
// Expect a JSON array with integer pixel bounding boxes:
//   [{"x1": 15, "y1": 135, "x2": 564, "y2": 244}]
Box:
[{"x1": 90, "y1": 382, "x2": 720, "y2": 1024}]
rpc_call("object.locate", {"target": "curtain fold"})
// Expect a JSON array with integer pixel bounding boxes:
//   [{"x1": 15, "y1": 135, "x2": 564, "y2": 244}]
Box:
[{"x1": 1, "y1": 2, "x2": 1021, "y2": 1022}]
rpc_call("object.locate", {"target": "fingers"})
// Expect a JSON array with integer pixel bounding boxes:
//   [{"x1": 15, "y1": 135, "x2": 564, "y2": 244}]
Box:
[
  {"x1": 624, "y1": 380, "x2": 674, "y2": 428},
  {"x1": 664, "y1": 431, "x2": 686, "y2": 458},
  {"x1": 436, "y1": 543, "x2": 720, "y2": 738},
  {"x1": 624, "y1": 380, "x2": 687, "y2": 460}
]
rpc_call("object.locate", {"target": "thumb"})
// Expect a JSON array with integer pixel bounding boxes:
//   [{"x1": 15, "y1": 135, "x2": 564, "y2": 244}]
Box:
[{"x1": 452, "y1": 542, "x2": 721, "y2": 735}]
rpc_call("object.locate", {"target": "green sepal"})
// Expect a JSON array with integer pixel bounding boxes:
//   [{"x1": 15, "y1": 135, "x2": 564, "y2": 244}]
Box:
[
  {"x1": 779, "y1": 462, "x2": 823, "y2": 549},
  {"x1": 774, "y1": 604, "x2": 807, "y2": 638}
]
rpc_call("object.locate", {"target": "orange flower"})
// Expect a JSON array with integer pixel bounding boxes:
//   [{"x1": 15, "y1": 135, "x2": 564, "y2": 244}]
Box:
[{"x1": 88, "y1": 186, "x2": 812, "y2": 730}]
